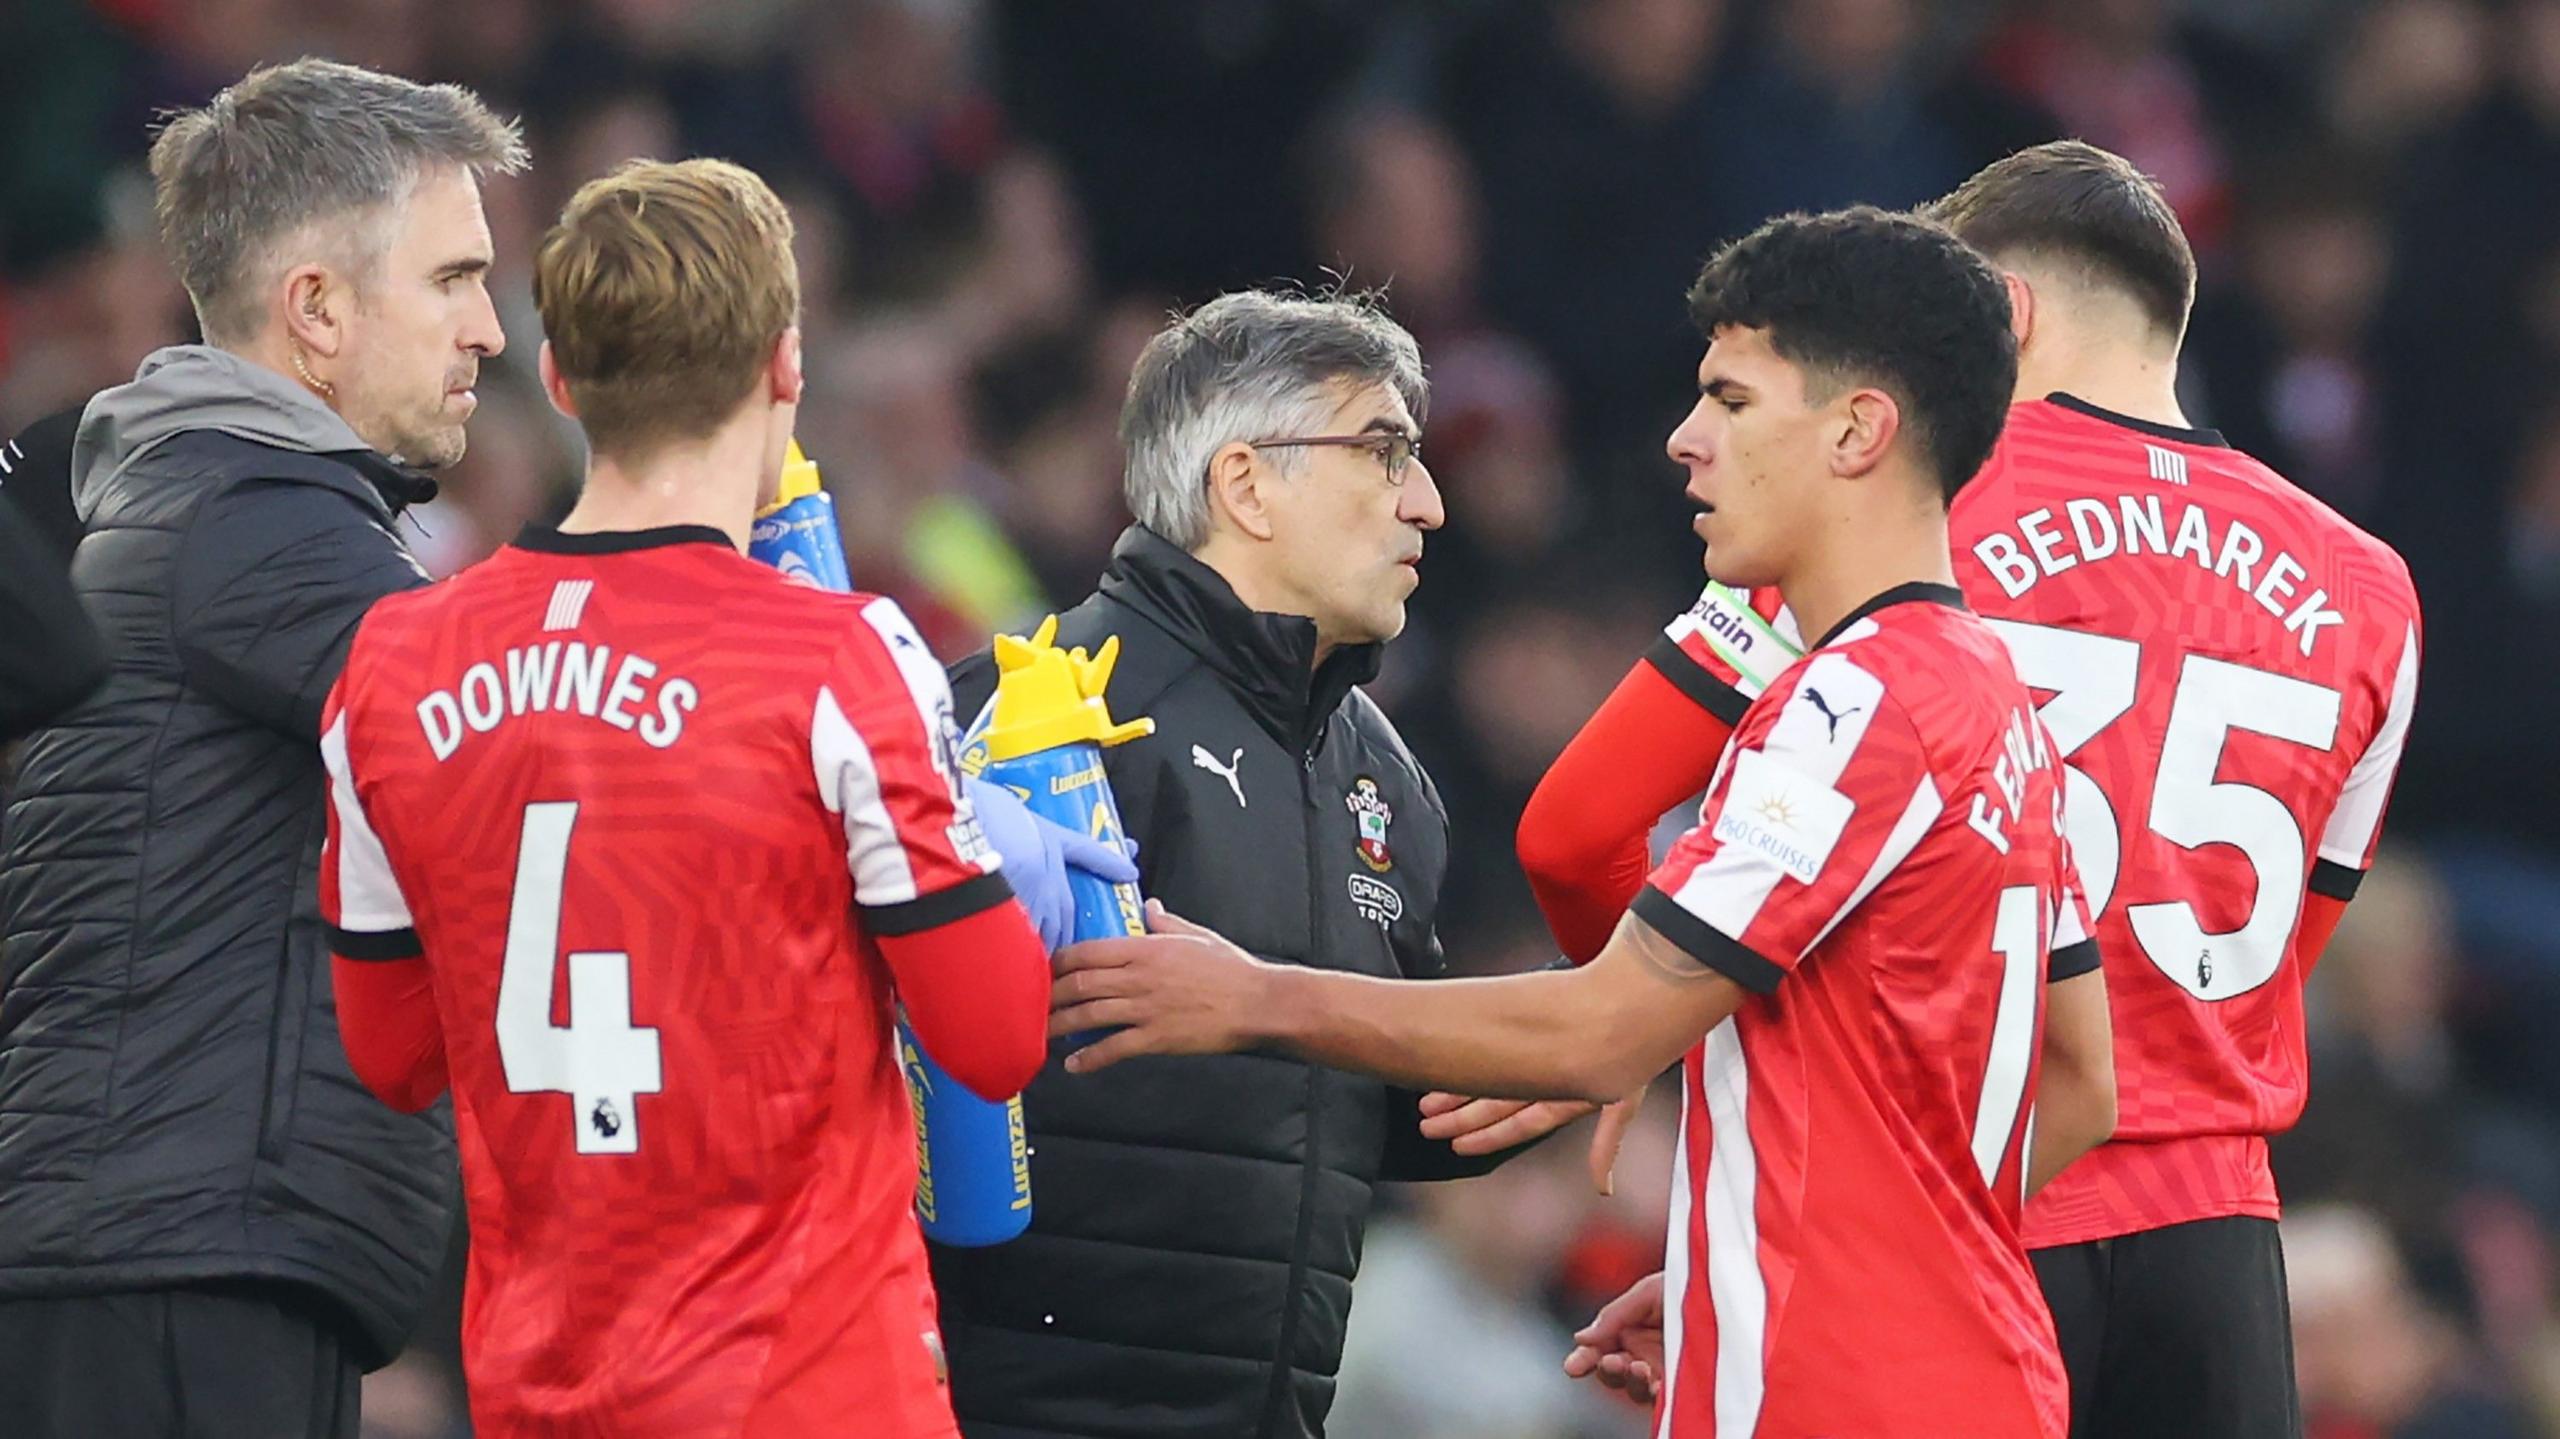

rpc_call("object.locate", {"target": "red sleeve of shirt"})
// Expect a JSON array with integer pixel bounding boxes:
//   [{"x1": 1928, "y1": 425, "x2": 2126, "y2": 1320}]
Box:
[
  {"x1": 879, "y1": 897, "x2": 1050, "y2": 1102},
  {"x1": 1517, "y1": 658, "x2": 1738, "y2": 963},
  {"x1": 330, "y1": 953, "x2": 448, "y2": 1113}
]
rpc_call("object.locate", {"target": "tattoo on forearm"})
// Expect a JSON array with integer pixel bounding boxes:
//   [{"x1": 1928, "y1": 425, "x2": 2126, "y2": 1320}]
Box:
[{"x1": 1625, "y1": 922, "x2": 1719, "y2": 983}]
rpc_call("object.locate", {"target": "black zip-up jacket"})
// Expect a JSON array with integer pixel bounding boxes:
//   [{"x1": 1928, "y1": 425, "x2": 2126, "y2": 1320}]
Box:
[
  {"x1": 0, "y1": 347, "x2": 457, "y2": 1366},
  {"x1": 931, "y1": 526, "x2": 1514, "y2": 1439}
]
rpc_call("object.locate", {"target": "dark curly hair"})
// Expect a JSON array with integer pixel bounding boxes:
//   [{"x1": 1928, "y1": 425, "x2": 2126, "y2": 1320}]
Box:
[{"x1": 1686, "y1": 206, "x2": 2017, "y2": 502}]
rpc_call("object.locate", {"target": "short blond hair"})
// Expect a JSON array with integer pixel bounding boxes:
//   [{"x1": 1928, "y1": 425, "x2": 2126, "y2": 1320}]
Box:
[{"x1": 534, "y1": 158, "x2": 799, "y2": 461}]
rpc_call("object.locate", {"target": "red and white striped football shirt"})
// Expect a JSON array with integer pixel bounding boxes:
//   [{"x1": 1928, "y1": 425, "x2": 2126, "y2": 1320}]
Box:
[
  {"x1": 1633, "y1": 585, "x2": 2087, "y2": 1439},
  {"x1": 1650, "y1": 396, "x2": 2424, "y2": 1248},
  {"x1": 319, "y1": 525, "x2": 1003, "y2": 1438}
]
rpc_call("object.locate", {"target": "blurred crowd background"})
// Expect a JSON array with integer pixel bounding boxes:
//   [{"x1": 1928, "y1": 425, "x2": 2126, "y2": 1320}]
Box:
[{"x1": 7, "y1": 0, "x2": 2560, "y2": 1435}]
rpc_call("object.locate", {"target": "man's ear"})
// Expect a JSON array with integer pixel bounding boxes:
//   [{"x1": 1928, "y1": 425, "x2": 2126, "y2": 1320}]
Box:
[
  {"x1": 771, "y1": 326, "x2": 805, "y2": 406},
  {"x1": 538, "y1": 341, "x2": 580, "y2": 420},
  {"x1": 2003, "y1": 270, "x2": 2035, "y2": 350},
  {"x1": 282, "y1": 264, "x2": 345, "y2": 359},
  {"x1": 1204, "y1": 441, "x2": 1276, "y2": 541},
  {"x1": 1830, "y1": 388, "x2": 1902, "y2": 479}
]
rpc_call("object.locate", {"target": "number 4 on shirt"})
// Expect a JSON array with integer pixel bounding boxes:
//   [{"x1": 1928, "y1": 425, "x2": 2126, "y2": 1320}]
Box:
[{"x1": 495, "y1": 801, "x2": 663, "y2": 1154}]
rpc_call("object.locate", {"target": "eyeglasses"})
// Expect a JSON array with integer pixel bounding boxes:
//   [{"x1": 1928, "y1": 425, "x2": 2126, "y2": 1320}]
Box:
[{"x1": 1248, "y1": 431, "x2": 1422, "y2": 485}]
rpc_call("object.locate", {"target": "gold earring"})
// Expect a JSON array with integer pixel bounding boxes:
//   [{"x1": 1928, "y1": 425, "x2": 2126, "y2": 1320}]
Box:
[{"x1": 291, "y1": 339, "x2": 337, "y2": 401}]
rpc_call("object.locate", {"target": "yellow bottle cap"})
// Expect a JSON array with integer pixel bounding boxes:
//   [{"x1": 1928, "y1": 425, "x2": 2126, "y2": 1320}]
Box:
[
  {"x1": 982, "y1": 615, "x2": 1156, "y2": 760},
  {"x1": 757, "y1": 439, "x2": 824, "y2": 516}
]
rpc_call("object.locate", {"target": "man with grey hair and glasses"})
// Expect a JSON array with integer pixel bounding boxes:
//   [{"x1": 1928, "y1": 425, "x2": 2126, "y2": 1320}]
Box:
[
  {"x1": 930, "y1": 289, "x2": 1586, "y2": 1439},
  {"x1": 0, "y1": 59, "x2": 521, "y2": 1437}
]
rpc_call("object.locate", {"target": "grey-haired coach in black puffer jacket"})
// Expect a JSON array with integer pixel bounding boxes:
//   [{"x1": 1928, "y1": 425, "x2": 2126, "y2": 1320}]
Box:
[
  {"x1": 0, "y1": 57, "x2": 524, "y2": 1439},
  {"x1": 932, "y1": 290, "x2": 1586, "y2": 1439}
]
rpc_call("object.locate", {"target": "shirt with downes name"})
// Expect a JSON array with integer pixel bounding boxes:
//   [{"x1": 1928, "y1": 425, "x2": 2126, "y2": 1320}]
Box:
[{"x1": 320, "y1": 523, "x2": 1003, "y2": 1438}]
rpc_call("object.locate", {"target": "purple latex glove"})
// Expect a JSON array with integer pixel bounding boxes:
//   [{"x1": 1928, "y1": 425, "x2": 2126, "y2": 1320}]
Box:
[{"x1": 964, "y1": 775, "x2": 1140, "y2": 952}]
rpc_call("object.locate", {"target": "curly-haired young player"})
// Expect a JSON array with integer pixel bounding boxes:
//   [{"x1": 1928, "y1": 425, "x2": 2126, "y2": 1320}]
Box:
[{"x1": 1524, "y1": 144, "x2": 2422, "y2": 1439}]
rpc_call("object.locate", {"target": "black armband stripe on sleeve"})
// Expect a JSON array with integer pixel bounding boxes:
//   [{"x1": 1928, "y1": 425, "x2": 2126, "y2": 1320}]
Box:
[
  {"x1": 2308, "y1": 860, "x2": 2364, "y2": 901},
  {"x1": 2047, "y1": 938, "x2": 2103, "y2": 983},
  {"x1": 861, "y1": 871, "x2": 1016, "y2": 936},
  {"x1": 328, "y1": 925, "x2": 424, "y2": 961},
  {"x1": 1631, "y1": 885, "x2": 1785, "y2": 994},
  {"x1": 1642, "y1": 635, "x2": 1752, "y2": 727}
]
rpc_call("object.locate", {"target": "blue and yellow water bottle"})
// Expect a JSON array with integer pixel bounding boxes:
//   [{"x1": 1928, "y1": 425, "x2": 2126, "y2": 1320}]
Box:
[
  {"x1": 973, "y1": 617, "x2": 1153, "y2": 960},
  {"x1": 918, "y1": 617, "x2": 1154, "y2": 1246},
  {"x1": 744, "y1": 445, "x2": 1020, "y2": 1242},
  {"x1": 747, "y1": 440, "x2": 851, "y2": 590}
]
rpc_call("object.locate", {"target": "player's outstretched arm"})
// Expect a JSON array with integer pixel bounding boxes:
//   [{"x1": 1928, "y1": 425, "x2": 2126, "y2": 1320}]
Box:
[
  {"x1": 2027, "y1": 967, "x2": 2116, "y2": 1196},
  {"x1": 1517, "y1": 658, "x2": 1735, "y2": 964},
  {"x1": 1451, "y1": 654, "x2": 1734, "y2": 1190},
  {"x1": 1051, "y1": 903, "x2": 1743, "y2": 1104}
]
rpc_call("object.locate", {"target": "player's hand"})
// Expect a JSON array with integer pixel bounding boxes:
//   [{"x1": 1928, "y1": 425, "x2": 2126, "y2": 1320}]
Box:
[
  {"x1": 1051, "y1": 901, "x2": 1273, "y2": 1072},
  {"x1": 1563, "y1": 1271, "x2": 1667, "y2": 1405},
  {"x1": 1417, "y1": 1085, "x2": 1645, "y2": 1194},
  {"x1": 1416, "y1": 1092, "x2": 1595, "y2": 1157},
  {"x1": 1585, "y1": 1086, "x2": 1644, "y2": 1196},
  {"x1": 964, "y1": 776, "x2": 1139, "y2": 952}
]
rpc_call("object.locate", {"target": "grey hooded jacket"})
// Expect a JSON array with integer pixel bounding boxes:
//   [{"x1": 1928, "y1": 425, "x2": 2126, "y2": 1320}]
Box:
[{"x1": 0, "y1": 346, "x2": 456, "y2": 1365}]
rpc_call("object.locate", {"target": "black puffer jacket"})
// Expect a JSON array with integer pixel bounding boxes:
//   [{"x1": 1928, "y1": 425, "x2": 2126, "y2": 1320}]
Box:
[
  {"x1": 932, "y1": 526, "x2": 1515, "y2": 1439},
  {"x1": 0, "y1": 346, "x2": 458, "y2": 1366}
]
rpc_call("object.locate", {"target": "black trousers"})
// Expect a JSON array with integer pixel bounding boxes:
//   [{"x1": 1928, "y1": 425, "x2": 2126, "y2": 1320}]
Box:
[
  {"x1": 0, "y1": 1282, "x2": 360, "y2": 1439},
  {"x1": 2033, "y1": 1215, "x2": 2303, "y2": 1439}
]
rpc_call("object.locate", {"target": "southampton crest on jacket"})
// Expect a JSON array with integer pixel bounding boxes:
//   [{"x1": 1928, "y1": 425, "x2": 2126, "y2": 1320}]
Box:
[{"x1": 1346, "y1": 776, "x2": 1393, "y2": 872}]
